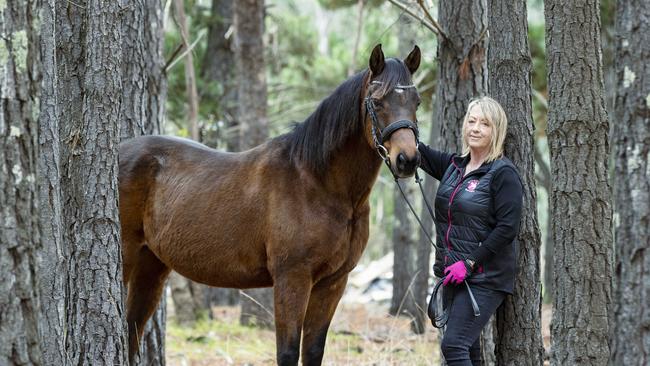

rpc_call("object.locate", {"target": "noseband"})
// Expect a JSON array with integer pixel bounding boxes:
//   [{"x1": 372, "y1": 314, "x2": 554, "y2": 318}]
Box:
[{"x1": 364, "y1": 82, "x2": 420, "y2": 163}]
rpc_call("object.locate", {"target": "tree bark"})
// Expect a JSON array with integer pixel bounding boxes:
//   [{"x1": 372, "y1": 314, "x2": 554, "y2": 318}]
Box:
[
  {"x1": 37, "y1": 0, "x2": 67, "y2": 364},
  {"x1": 0, "y1": 0, "x2": 43, "y2": 363},
  {"x1": 169, "y1": 272, "x2": 205, "y2": 325},
  {"x1": 436, "y1": 0, "x2": 488, "y2": 152},
  {"x1": 610, "y1": 0, "x2": 650, "y2": 364},
  {"x1": 545, "y1": 1, "x2": 613, "y2": 365},
  {"x1": 120, "y1": 0, "x2": 167, "y2": 363},
  {"x1": 56, "y1": 0, "x2": 128, "y2": 363},
  {"x1": 391, "y1": 12, "x2": 422, "y2": 333},
  {"x1": 487, "y1": 1, "x2": 545, "y2": 364},
  {"x1": 234, "y1": 0, "x2": 273, "y2": 328},
  {"x1": 173, "y1": 0, "x2": 199, "y2": 141},
  {"x1": 435, "y1": 1, "x2": 491, "y2": 364},
  {"x1": 196, "y1": 0, "x2": 242, "y2": 310},
  {"x1": 234, "y1": 0, "x2": 268, "y2": 149},
  {"x1": 201, "y1": 0, "x2": 238, "y2": 150}
]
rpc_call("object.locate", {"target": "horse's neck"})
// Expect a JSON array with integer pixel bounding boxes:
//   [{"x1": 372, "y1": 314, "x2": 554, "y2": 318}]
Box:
[{"x1": 325, "y1": 133, "x2": 382, "y2": 209}]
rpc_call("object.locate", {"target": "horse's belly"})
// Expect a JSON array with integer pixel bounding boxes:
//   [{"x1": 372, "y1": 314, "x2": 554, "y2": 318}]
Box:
[{"x1": 150, "y1": 235, "x2": 273, "y2": 289}]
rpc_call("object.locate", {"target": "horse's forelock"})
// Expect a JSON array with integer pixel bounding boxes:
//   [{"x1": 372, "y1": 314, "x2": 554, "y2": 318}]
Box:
[{"x1": 372, "y1": 58, "x2": 413, "y2": 98}]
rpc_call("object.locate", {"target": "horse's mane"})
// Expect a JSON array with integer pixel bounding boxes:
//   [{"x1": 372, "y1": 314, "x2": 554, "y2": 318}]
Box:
[{"x1": 279, "y1": 58, "x2": 413, "y2": 177}]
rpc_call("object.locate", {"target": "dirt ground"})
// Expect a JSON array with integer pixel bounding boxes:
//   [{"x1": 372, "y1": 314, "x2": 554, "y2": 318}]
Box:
[
  {"x1": 166, "y1": 303, "x2": 440, "y2": 366},
  {"x1": 166, "y1": 302, "x2": 552, "y2": 365}
]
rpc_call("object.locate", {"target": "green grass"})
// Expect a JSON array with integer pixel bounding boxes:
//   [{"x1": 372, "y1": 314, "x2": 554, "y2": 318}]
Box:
[{"x1": 166, "y1": 304, "x2": 440, "y2": 365}]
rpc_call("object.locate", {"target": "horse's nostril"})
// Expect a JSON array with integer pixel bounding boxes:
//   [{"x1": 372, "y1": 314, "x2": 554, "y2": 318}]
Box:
[{"x1": 397, "y1": 153, "x2": 406, "y2": 168}]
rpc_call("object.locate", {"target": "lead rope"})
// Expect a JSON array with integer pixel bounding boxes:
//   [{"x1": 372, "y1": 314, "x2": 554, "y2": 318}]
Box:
[{"x1": 394, "y1": 169, "x2": 481, "y2": 327}]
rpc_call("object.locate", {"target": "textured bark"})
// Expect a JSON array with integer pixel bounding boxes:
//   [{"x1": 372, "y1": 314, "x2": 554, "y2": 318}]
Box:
[
  {"x1": 487, "y1": 1, "x2": 545, "y2": 364},
  {"x1": 234, "y1": 0, "x2": 274, "y2": 328},
  {"x1": 545, "y1": 1, "x2": 613, "y2": 365},
  {"x1": 415, "y1": 93, "x2": 438, "y2": 339},
  {"x1": 436, "y1": 1, "x2": 491, "y2": 364},
  {"x1": 199, "y1": 0, "x2": 242, "y2": 309},
  {"x1": 169, "y1": 272, "x2": 204, "y2": 325},
  {"x1": 234, "y1": 0, "x2": 268, "y2": 149},
  {"x1": 173, "y1": 0, "x2": 199, "y2": 141},
  {"x1": 56, "y1": 0, "x2": 128, "y2": 363},
  {"x1": 37, "y1": 0, "x2": 67, "y2": 365},
  {"x1": 121, "y1": 0, "x2": 166, "y2": 140},
  {"x1": 390, "y1": 177, "x2": 418, "y2": 319},
  {"x1": 390, "y1": 13, "x2": 421, "y2": 333},
  {"x1": 436, "y1": 0, "x2": 488, "y2": 152},
  {"x1": 0, "y1": 0, "x2": 43, "y2": 363},
  {"x1": 120, "y1": 1, "x2": 167, "y2": 363},
  {"x1": 610, "y1": 0, "x2": 650, "y2": 364},
  {"x1": 201, "y1": 0, "x2": 238, "y2": 150}
]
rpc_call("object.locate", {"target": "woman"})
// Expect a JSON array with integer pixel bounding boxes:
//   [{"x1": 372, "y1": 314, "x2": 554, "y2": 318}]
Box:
[{"x1": 419, "y1": 97, "x2": 523, "y2": 365}]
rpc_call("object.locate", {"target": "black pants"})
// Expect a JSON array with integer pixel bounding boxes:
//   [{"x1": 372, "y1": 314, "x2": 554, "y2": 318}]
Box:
[{"x1": 440, "y1": 284, "x2": 506, "y2": 366}]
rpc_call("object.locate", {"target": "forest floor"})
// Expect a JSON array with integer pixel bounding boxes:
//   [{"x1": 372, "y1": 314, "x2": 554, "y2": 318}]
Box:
[
  {"x1": 166, "y1": 301, "x2": 552, "y2": 366},
  {"x1": 166, "y1": 302, "x2": 440, "y2": 365}
]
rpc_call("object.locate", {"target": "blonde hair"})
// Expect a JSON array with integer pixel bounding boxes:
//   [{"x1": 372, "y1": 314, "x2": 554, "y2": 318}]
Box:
[{"x1": 460, "y1": 96, "x2": 508, "y2": 162}]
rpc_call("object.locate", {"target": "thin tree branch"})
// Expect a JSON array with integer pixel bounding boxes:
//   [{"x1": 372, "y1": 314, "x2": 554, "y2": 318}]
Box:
[
  {"x1": 415, "y1": 0, "x2": 447, "y2": 40},
  {"x1": 387, "y1": 0, "x2": 438, "y2": 36}
]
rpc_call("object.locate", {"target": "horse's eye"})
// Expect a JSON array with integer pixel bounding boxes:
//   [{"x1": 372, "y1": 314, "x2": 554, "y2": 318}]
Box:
[{"x1": 372, "y1": 99, "x2": 384, "y2": 109}]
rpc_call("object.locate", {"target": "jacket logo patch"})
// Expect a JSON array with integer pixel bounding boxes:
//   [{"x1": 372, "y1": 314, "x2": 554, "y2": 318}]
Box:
[{"x1": 466, "y1": 179, "x2": 479, "y2": 192}]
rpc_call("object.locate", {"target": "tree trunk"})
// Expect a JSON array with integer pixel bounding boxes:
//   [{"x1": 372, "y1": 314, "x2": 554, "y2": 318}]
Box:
[
  {"x1": 201, "y1": 0, "x2": 238, "y2": 150},
  {"x1": 390, "y1": 12, "x2": 422, "y2": 333},
  {"x1": 120, "y1": 0, "x2": 167, "y2": 363},
  {"x1": 37, "y1": 0, "x2": 68, "y2": 364},
  {"x1": 173, "y1": 0, "x2": 199, "y2": 141},
  {"x1": 196, "y1": 0, "x2": 242, "y2": 311},
  {"x1": 57, "y1": 0, "x2": 128, "y2": 363},
  {"x1": 436, "y1": 0, "x2": 488, "y2": 152},
  {"x1": 545, "y1": 1, "x2": 613, "y2": 365},
  {"x1": 436, "y1": 1, "x2": 490, "y2": 364},
  {"x1": 234, "y1": 0, "x2": 273, "y2": 328},
  {"x1": 169, "y1": 272, "x2": 206, "y2": 325},
  {"x1": 0, "y1": 0, "x2": 43, "y2": 363},
  {"x1": 610, "y1": 0, "x2": 650, "y2": 364},
  {"x1": 487, "y1": 1, "x2": 545, "y2": 364},
  {"x1": 234, "y1": 0, "x2": 268, "y2": 149}
]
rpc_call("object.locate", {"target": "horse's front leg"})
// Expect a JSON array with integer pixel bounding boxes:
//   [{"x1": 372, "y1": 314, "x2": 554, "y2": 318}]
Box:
[
  {"x1": 273, "y1": 269, "x2": 312, "y2": 366},
  {"x1": 301, "y1": 274, "x2": 348, "y2": 366}
]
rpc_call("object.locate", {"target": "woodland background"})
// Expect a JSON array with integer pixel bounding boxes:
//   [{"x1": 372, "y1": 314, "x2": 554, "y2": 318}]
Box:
[{"x1": 1, "y1": 0, "x2": 648, "y2": 365}]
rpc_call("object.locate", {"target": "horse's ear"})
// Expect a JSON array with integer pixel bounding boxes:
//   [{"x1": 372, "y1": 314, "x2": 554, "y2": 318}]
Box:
[
  {"x1": 369, "y1": 44, "x2": 385, "y2": 76},
  {"x1": 404, "y1": 45, "x2": 421, "y2": 74}
]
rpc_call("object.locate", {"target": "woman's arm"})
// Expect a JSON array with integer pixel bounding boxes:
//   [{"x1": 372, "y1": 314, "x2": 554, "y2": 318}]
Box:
[
  {"x1": 418, "y1": 144, "x2": 454, "y2": 181},
  {"x1": 467, "y1": 167, "x2": 523, "y2": 265}
]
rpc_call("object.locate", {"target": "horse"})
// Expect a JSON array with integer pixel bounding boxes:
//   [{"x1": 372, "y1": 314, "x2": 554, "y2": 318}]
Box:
[{"x1": 119, "y1": 44, "x2": 422, "y2": 366}]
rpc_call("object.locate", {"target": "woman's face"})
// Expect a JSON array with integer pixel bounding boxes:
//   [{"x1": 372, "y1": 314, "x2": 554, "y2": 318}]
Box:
[{"x1": 465, "y1": 105, "x2": 492, "y2": 153}]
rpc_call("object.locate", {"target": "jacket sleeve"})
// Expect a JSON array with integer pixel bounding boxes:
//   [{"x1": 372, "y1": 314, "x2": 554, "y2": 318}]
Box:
[
  {"x1": 418, "y1": 144, "x2": 454, "y2": 181},
  {"x1": 468, "y1": 167, "x2": 523, "y2": 265}
]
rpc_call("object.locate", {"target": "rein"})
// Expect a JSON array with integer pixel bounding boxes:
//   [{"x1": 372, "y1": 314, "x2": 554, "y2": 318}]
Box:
[{"x1": 364, "y1": 82, "x2": 481, "y2": 327}]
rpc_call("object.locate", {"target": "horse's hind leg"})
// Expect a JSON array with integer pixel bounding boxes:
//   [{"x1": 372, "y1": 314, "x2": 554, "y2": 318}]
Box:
[
  {"x1": 125, "y1": 245, "x2": 170, "y2": 365},
  {"x1": 301, "y1": 275, "x2": 348, "y2": 366}
]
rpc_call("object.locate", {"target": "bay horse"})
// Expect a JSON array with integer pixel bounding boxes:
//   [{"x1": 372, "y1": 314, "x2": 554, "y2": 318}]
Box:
[{"x1": 119, "y1": 44, "x2": 421, "y2": 365}]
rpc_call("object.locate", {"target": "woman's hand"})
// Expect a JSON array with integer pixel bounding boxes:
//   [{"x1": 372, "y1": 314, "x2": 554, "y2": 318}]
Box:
[{"x1": 443, "y1": 261, "x2": 471, "y2": 286}]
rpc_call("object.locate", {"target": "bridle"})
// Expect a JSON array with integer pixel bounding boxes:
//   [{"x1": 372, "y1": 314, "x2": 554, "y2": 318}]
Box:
[
  {"x1": 365, "y1": 81, "x2": 481, "y2": 329},
  {"x1": 364, "y1": 81, "x2": 420, "y2": 167}
]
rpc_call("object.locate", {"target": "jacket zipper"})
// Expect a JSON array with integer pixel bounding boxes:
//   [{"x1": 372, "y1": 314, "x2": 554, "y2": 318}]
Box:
[
  {"x1": 445, "y1": 160, "x2": 483, "y2": 258},
  {"x1": 445, "y1": 160, "x2": 464, "y2": 253}
]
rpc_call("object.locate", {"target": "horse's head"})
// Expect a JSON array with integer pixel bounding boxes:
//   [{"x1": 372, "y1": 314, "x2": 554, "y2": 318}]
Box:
[{"x1": 364, "y1": 44, "x2": 421, "y2": 178}]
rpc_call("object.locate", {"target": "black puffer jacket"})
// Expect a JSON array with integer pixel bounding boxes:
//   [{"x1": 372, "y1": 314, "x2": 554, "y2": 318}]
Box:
[{"x1": 419, "y1": 144, "x2": 523, "y2": 294}]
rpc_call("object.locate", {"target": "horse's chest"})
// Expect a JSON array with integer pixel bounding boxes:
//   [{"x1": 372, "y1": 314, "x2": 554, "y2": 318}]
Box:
[{"x1": 328, "y1": 211, "x2": 370, "y2": 274}]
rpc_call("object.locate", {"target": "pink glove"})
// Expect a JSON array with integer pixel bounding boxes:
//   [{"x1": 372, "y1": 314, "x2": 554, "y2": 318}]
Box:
[{"x1": 443, "y1": 261, "x2": 469, "y2": 286}]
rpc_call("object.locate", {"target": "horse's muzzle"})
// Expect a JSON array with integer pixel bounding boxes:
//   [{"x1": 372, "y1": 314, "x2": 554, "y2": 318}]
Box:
[{"x1": 396, "y1": 151, "x2": 420, "y2": 177}]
